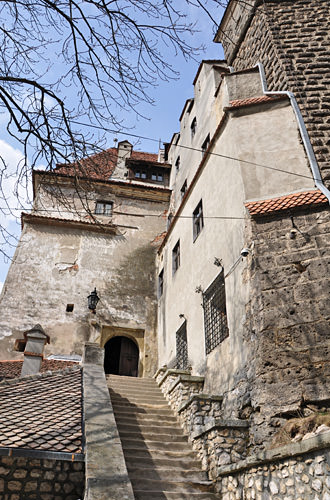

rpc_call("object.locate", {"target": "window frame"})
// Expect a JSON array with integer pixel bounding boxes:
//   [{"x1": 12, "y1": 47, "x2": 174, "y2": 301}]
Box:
[
  {"x1": 95, "y1": 201, "x2": 113, "y2": 216},
  {"x1": 193, "y1": 199, "x2": 204, "y2": 241},
  {"x1": 203, "y1": 270, "x2": 229, "y2": 355},
  {"x1": 201, "y1": 134, "x2": 210, "y2": 157},
  {"x1": 158, "y1": 269, "x2": 164, "y2": 298},
  {"x1": 180, "y1": 180, "x2": 187, "y2": 200},
  {"x1": 176, "y1": 320, "x2": 188, "y2": 370},
  {"x1": 190, "y1": 117, "x2": 197, "y2": 139},
  {"x1": 172, "y1": 240, "x2": 180, "y2": 275}
]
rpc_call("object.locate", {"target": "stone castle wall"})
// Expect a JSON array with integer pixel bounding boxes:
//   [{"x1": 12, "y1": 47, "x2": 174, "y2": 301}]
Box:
[
  {"x1": 0, "y1": 455, "x2": 84, "y2": 499},
  {"x1": 229, "y1": 0, "x2": 330, "y2": 184},
  {"x1": 244, "y1": 205, "x2": 330, "y2": 448}
]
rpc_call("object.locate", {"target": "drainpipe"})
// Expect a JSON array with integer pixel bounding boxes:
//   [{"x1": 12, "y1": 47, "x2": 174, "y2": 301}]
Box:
[{"x1": 256, "y1": 62, "x2": 330, "y2": 205}]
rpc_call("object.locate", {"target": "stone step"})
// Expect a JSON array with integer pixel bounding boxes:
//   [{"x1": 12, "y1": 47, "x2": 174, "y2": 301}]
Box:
[
  {"x1": 112, "y1": 404, "x2": 173, "y2": 416},
  {"x1": 134, "y1": 491, "x2": 219, "y2": 500},
  {"x1": 123, "y1": 447, "x2": 199, "y2": 461},
  {"x1": 107, "y1": 375, "x2": 156, "y2": 386},
  {"x1": 130, "y1": 478, "x2": 214, "y2": 493},
  {"x1": 113, "y1": 413, "x2": 178, "y2": 425},
  {"x1": 119, "y1": 430, "x2": 190, "y2": 450},
  {"x1": 110, "y1": 395, "x2": 167, "y2": 405},
  {"x1": 116, "y1": 422, "x2": 184, "y2": 435},
  {"x1": 127, "y1": 466, "x2": 208, "y2": 482},
  {"x1": 121, "y1": 438, "x2": 192, "y2": 452},
  {"x1": 124, "y1": 456, "x2": 202, "y2": 470}
]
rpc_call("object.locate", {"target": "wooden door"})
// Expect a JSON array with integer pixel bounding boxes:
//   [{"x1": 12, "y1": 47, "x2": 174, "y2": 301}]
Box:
[{"x1": 118, "y1": 337, "x2": 139, "y2": 377}]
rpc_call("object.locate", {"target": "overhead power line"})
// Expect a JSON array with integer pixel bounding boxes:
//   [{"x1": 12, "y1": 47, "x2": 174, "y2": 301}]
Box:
[{"x1": 69, "y1": 119, "x2": 315, "y2": 182}]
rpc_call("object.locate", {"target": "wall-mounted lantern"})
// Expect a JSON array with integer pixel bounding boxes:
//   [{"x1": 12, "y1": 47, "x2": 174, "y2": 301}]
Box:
[{"x1": 88, "y1": 288, "x2": 100, "y2": 313}]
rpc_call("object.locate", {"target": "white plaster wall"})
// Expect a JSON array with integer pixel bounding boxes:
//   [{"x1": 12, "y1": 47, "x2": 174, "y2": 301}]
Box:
[
  {"x1": 168, "y1": 62, "x2": 228, "y2": 212},
  {"x1": 158, "y1": 96, "x2": 315, "y2": 396}
]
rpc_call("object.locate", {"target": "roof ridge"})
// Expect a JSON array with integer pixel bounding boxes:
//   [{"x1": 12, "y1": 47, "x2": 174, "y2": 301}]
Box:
[{"x1": 0, "y1": 364, "x2": 81, "y2": 386}]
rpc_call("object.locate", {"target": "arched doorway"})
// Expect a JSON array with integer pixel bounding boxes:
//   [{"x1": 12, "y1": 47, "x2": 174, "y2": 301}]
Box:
[{"x1": 104, "y1": 336, "x2": 139, "y2": 377}]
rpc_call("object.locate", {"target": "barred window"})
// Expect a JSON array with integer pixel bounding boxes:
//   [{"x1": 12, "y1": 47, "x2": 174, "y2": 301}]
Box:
[
  {"x1": 176, "y1": 321, "x2": 188, "y2": 370},
  {"x1": 95, "y1": 201, "x2": 113, "y2": 216},
  {"x1": 203, "y1": 271, "x2": 228, "y2": 355}
]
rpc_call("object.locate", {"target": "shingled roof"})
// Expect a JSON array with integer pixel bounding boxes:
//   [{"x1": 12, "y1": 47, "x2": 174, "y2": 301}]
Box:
[
  {"x1": 55, "y1": 147, "x2": 159, "y2": 181},
  {"x1": 0, "y1": 367, "x2": 83, "y2": 454},
  {"x1": 245, "y1": 189, "x2": 328, "y2": 216},
  {"x1": 0, "y1": 359, "x2": 78, "y2": 381}
]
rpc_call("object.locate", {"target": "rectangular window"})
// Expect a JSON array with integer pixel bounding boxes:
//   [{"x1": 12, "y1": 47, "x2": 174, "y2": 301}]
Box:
[
  {"x1": 191, "y1": 117, "x2": 197, "y2": 139},
  {"x1": 201, "y1": 134, "x2": 210, "y2": 157},
  {"x1": 172, "y1": 240, "x2": 180, "y2": 275},
  {"x1": 203, "y1": 271, "x2": 229, "y2": 355},
  {"x1": 176, "y1": 321, "x2": 188, "y2": 370},
  {"x1": 95, "y1": 201, "x2": 113, "y2": 216},
  {"x1": 180, "y1": 180, "x2": 187, "y2": 200},
  {"x1": 175, "y1": 156, "x2": 180, "y2": 171},
  {"x1": 193, "y1": 200, "x2": 204, "y2": 241},
  {"x1": 158, "y1": 269, "x2": 164, "y2": 297}
]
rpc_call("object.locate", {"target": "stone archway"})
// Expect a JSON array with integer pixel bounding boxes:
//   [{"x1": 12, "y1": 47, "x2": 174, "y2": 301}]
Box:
[{"x1": 104, "y1": 336, "x2": 139, "y2": 377}]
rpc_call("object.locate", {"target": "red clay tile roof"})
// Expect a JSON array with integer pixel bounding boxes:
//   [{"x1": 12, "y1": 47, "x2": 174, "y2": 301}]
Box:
[
  {"x1": 54, "y1": 147, "x2": 158, "y2": 181},
  {"x1": 0, "y1": 367, "x2": 82, "y2": 453},
  {"x1": 0, "y1": 359, "x2": 78, "y2": 381},
  {"x1": 229, "y1": 95, "x2": 287, "y2": 109},
  {"x1": 245, "y1": 190, "x2": 328, "y2": 216}
]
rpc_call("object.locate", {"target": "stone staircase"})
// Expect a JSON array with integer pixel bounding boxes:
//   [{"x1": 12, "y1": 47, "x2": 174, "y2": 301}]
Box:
[{"x1": 107, "y1": 374, "x2": 220, "y2": 500}]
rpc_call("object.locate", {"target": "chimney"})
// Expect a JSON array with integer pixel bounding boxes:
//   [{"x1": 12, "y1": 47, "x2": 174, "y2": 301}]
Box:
[
  {"x1": 21, "y1": 325, "x2": 50, "y2": 377},
  {"x1": 113, "y1": 140, "x2": 132, "y2": 180},
  {"x1": 158, "y1": 148, "x2": 165, "y2": 163}
]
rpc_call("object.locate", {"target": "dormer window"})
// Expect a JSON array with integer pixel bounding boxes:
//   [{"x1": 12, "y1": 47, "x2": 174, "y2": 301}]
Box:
[
  {"x1": 191, "y1": 117, "x2": 197, "y2": 139},
  {"x1": 95, "y1": 201, "x2": 113, "y2": 216},
  {"x1": 135, "y1": 170, "x2": 147, "y2": 179}
]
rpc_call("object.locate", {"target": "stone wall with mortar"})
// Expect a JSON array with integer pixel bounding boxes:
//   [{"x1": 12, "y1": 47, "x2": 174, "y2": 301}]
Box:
[
  {"x1": 216, "y1": 433, "x2": 330, "y2": 499},
  {"x1": 219, "y1": 0, "x2": 330, "y2": 183},
  {"x1": 0, "y1": 455, "x2": 84, "y2": 500},
  {"x1": 241, "y1": 205, "x2": 330, "y2": 450}
]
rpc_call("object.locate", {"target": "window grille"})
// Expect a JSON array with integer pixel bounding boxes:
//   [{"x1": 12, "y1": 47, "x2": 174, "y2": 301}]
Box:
[
  {"x1": 95, "y1": 201, "x2": 113, "y2": 216},
  {"x1": 203, "y1": 271, "x2": 228, "y2": 355},
  {"x1": 193, "y1": 200, "x2": 204, "y2": 241},
  {"x1": 176, "y1": 321, "x2": 188, "y2": 369}
]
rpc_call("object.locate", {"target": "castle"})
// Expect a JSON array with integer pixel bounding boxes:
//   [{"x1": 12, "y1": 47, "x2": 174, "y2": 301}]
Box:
[{"x1": 0, "y1": 0, "x2": 329, "y2": 498}]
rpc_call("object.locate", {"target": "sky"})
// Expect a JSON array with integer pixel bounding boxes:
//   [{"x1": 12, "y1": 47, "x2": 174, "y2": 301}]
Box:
[{"x1": 0, "y1": 2, "x2": 225, "y2": 287}]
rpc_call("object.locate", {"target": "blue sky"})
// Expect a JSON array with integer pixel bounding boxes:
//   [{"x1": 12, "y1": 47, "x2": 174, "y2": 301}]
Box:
[{"x1": 0, "y1": 3, "x2": 225, "y2": 286}]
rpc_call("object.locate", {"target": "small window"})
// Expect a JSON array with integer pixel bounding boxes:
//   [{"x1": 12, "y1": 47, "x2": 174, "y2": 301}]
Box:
[
  {"x1": 95, "y1": 201, "x2": 113, "y2": 216},
  {"x1": 66, "y1": 304, "x2": 74, "y2": 313},
  {"x1": 176, "y1": 321, "x2": 188, "y2": 369},
  {"x1": 157, "y1": 173, "x2": 163, "y2": 182},
  {"x1": 135, "y1": 170, "x2": 141, "y2": 178},
  {"x1": 193, "y1": 200, "x2": 204, "y2": 241},
  {"x1": 203, "y1": 271, "x2": 228, "y2": 355},
  {"x1": 158, "y1": 269, "x2": 164, "y2": 298},
  {"x1": 172, "y1": 240, "x2": 180, "y2": 275},
  {"x1": 201, "y1": 134, "x2": 210, "y2": 157},
  {"x1": 175, "y1": 156, "x2": 180, "y2": 171},
  {"x1": 191, "y1": 117, "x2": 197, "y2": 139},
  {"x1": 180, "y1": 180, "x2": 187, "y2": 200}
]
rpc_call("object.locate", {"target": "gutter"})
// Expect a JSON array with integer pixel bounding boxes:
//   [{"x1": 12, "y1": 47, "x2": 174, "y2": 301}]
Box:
[{"x1": 256, "y1": 62, "x2": 330, "y2": 205}]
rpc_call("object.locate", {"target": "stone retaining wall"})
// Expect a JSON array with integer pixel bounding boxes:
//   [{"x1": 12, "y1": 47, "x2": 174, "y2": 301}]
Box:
[
  {"x1": 178, "y1": 394, "x2": 223, "y2": 436},
  {"x1": 0, "y1": 456, "x2": 84, "y2": 500},
  {"x1": 216, "y1": 433, "x2": 330, "y2": 500}
]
